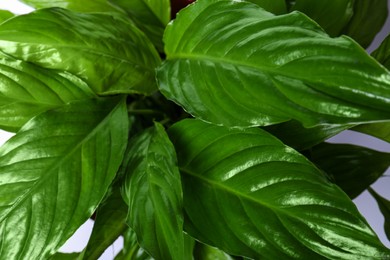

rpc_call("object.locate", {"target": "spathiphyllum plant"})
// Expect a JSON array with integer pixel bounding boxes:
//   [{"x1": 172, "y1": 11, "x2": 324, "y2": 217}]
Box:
[{"x1": 1, "y1": 0, "x2": 390, "y2": 259}]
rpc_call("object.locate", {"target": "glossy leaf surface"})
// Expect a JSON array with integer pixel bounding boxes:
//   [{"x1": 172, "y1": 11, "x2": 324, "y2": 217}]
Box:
[
  {"x1": 0, "y1": 54, "x2": 95, "y2": 132},
  {"x1": 264, "y1": 120, "x2": 350, "y2": 150},
  {"x1": 122, "y1": 123, "x2": 184, "y2": 260},
  {"x1": 84, "y1": 188, "x2": 128, "y2": 260},
  {"x1": 310, "y1": 143, "x2": 390, "y2": 199},
  {"x1": 0, "y1": 97, "x2": 128, "y2": 259},
  {"x1": 20, "y1": 0, "x2": 118, "y2": 13},
  {"x1": 109, "y1": 0, "x2": 170, "y2": 51},
  {"x1": 342, "y1": 0, "x2": 388, "y2": 48},
  {"x1": 353, "y1": 122, "x2": 390, "y2": 143},
  {"x1": 115, "y1": 229, "x2": 154, "y2": 260},
  {"x1": 168, "y1": 119, "x2": 390, "y2": 259},
  {"x1": 369, "y1": 188, "x2": 390, "y2": 241},
  {"x1": 194, "y1": 243, "x2": 234, "y2": 260},
  {"x1": 0, "y1": 8, "x2": 161, "y2": 95},
  {"x1": 157, "y1": 0, "x2": 390, "y2": 128},
  {"x1": 289, "y1": 0, "x2": 353, "y2": 36}
]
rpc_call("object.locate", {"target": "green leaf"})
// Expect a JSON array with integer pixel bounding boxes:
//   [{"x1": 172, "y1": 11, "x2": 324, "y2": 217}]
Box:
[
  {"x1": 115, "y1": 228, "x2": 154, "y2": 260},
  {"x1": 353, "y1": 122, "x2": 390, "y2": 143},
  {"x1": 369, "y1": 188, "x2": 390, "y2": 241},
  {"x1": 310, "y1": 143, "x2": 390, "y2": 199},
  {"x1": 157, "y1": 0, "x2": 390, "y2": 128},
  {"x1": 168, "y1": 118, "x2": 390, "y2": 259},
  {"x1": 0, "y1": 97, "x2": 128, "y2": 259},
  {"x1": 109, "y1": 0, "x2": 170, "y2": 51},
  {"x1": 83, "y1": 187, "x2": 128, "y2": 260},
  {"x1": 50, "y1": 252, "x2": 83, "y2": 260},
  {"x1": 0, "y1": 8, "x2": 161, "y2": 95},
  {"x1": 288, "y1": 0, "x2": 354, "y2": 36},
  {"x1": 342, "y1": 0, "x2": 388, "y2": 48},
  {"x1": 247, "y1": 0, "x2": 287, "y2": 15},
  {"x1": 193, "y1": 242, "x2": 234, "y2": 260},
  {"x1": 0, "y1": 10, "x2": 13, "y2": 23},
  {"x1": 264, "y1": 120, "x2": 350, "y2": 150},
  {"x1": 122, "y1": 122, "x2": 184, "y2": 260},
  {"x1": 19, "y1": 0, "x2": 119, "y2": 13},
  {"x1": 0, "y1": 54, "x2": 95, "y2": 132}
]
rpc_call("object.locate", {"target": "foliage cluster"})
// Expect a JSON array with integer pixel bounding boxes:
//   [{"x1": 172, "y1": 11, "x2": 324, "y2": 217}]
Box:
[{"x1": 0, "y1": 0, "x2": 390, "y2": 259}]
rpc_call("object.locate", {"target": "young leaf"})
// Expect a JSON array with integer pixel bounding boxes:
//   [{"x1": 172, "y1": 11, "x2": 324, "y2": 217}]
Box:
[
  {"x1": 193, "y1": 242, "x2": 234, "y2": 260},
  {"x1": 0, "y1": 54, "x2": 95, "y2": 132},
  {"x1": 288, "y1": 0, "x2": 354, "y2": 36},
  {"x1": 353, "y1": 122, "x2": 390, "y2": 143},
  {"x1": 342, "y1": 0, "x2": 388, "y2": 48},
  {"x1": 264, "y1": 120, "x2": 350, "y2": 150},
  {"x1": 369, "y1": 188, "x2": 390, "y2": 241},
  {"x1": 157, "y1": 0, "x2": 390, "y2": 128},
  {"x1": 0, "y1": 97, "x2": 128, "y2": 259},
  {"x1": 115, "y1": 228, "x2": 154, "y2": 260},
  {"x1": 109, "y1": 0, "x2": 170, "y2": 51},
  {"x1": 0, "y1": 10, "x2": 13, "y2": 23},
  {"x1": 0, "y1": 8, "x2": 161, "y2": 95},
  {"x1": 122, "y1": 123, "x2": 184, "y2": 260},
  {"x1": 310, "y1": 143, "x2": 390, "y2": 199},
  {"x1": 168, "y1": 119, "x2": 390, "y2": 259},
  {"x1": 19, "y1": 0, "x2": 119, "y2": 13},
  {"x1": 83, "y1": 188, "x2": 128, "y2": 260}
]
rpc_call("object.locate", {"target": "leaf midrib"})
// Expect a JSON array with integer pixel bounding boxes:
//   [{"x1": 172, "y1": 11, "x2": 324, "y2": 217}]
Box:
[{"x1": 1, "y1": 99, "x2": 122, "y2": 223}]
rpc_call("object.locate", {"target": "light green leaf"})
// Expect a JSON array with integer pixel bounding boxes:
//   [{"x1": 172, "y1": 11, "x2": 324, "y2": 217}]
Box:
[
  {"x1": 342, "y1": 0, "x2": 388, "y2": 48},
  {"x1": 0, "y1": 10, "x2": 13, "y2": 23},
  {"x1": 193, "y1": 242, "x2": 234, "y2": 260},
  {"x1": 289, "y1": 0, "x2": 354, "y2": 36},
  {"x1": 247, "y1": 0, "x2": 287, "y2": 15},
  {"x1": 0, "y1": 97, "x2": 128, "y2": 259},
  {"x1": 115, "y1": 228, "x2": 154, "y2": 260},
  {"x1": 0, "y1": 8, "x2": 161, "y2": 95},
  {"x1": 264, "y1": 120, "x2": 350, "y2": 150},
  {"x1": 109, "y1": 0, "x2": 170, "y2": 50},
  {"x1": 168, "y1": 119, "x2": 390, "y2": 259},
  {"x1": 20, "y1": 0, "x2": 118, "y2": 13},
  {"x1": 310, "y1": 143, "x2": 390, "y2": 199},
  {"x1": 0, "y1": 54, "x2": 95, "y2": 132},
  {"x1": 83, "y1": 187, "x2": 128, "y2": 260},
  {"x1": 122, "y1": 122, "x2": 184, "y2": 260},
  {"x1": 369, "y1": 188, "x2": 390, "y2": 241},
  {"x1": 353, "y1": 122, "x2": 390, "y2": 143},
  {"x1": 157, "y1": 0, "x2": 390, "y2": 128}
]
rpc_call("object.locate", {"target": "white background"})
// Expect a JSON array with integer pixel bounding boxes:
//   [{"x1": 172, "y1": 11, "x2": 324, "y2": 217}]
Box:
[{"x1": 0, "y1": 0, "x2": 390, "y2": 259}]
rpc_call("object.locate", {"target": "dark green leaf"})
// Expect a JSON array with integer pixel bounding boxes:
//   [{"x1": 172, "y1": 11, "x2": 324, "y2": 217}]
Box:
[
  {"x1": 84, "y1": 188, "x2": 128, "y2": 260},
  {"x1": 264, "y1": 120, "x2": 350, "y2": 150},
  {"x1": 372, "y1": 34, "x2": 390, "y2": 70},
  {"x1": 115, "y1": 228, "x2": 154, "y2": 260},
  {"x1": 0, "y1": 97, "x2": 128, "y2": 259},
  {"x1": 353, "y1": 122, "x2": 390, "y2": 143},
  {"x1": 157, "y1": 0, "x2": 390, "y2": 128},
  {"x1": 50, "y1": 252, "x2": 83, "y2": 260},
  {"x1": 0, "y1": 10, "x2": 13, "y2": 23},
  {"x1": 342, "y1": 0, "x2": 388, "y2": 48},
  {"x1": 289, "y1": 0, "x2": 354, "y2": 36},
  {"x1": 168, "y1": 118, "x2": 390, "y2": 259},
  {"x1": 109, "y1": 0, "x2": 170, "y2": 51},
  {"x1": 0, "y1": 8, "x2": 161, "y2": 95},
  {"x1": 20, "y1": 0, "x2": 118, "y2": 13},
  {"x1": 247, "y1": 0, "x2": 287, "y2": 15},
  {"x1": 193, "y1": 242, "x2": 234, "y2": 260},
  {"x1": 310, "y1": 143, "x2": 390, "y2": 199},
  {"x1": 0, "y1": 54, "x2": 95, "y2": 132},
  {"x1": 369, "y1": 188, "x2": 390, "y2": 241},
  {"x1": 122, "y1": 122, "x2": 184, "y2": 260}
]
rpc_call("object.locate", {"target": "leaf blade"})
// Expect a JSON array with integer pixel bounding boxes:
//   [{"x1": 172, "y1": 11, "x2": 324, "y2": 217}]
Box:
[
  {"x1": 0, "y1": 8, "x2": 161, "y2": 95},
  {"x1": 122, "y1": 123, "x2": 184, "y2": 260},
  {"x1": 157, "y1": 0, "x2": 390, "y2": 128},
  {"x1": 0, "y1": 97, "x2": 128, "y2": 259},
  {"x1": 369, "y1": 188, "x2": 390, "y2": 242},
  {"x1": 168, "y1": 118, "x2": 390, "y2": 259}
]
